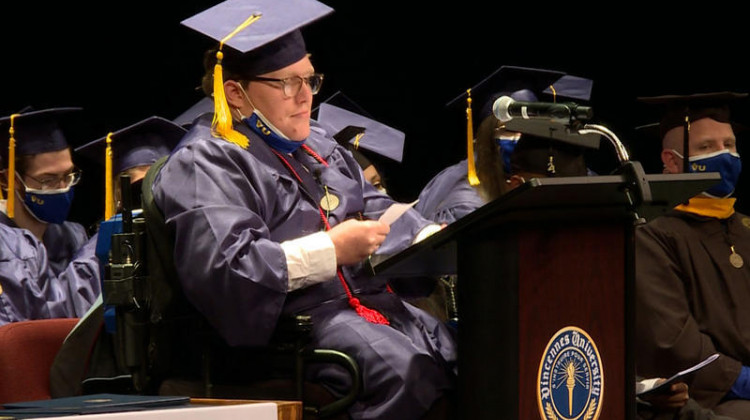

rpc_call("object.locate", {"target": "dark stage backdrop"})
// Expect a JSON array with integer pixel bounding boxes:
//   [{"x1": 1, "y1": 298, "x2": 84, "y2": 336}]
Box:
[{"x1": 2, "y1": 2, "x2": 747, "y2": 230}]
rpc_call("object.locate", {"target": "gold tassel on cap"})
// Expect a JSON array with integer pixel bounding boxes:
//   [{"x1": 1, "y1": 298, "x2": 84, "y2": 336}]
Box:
[
  {"x1": 353, "y1": 132, "x2": 364, "y2": 149},
  {"x1": 7, "y1": 114, "x2": 19, "y2": 219},
  {"x1": 212, "y1": 13, "x2": 262, "y2": 149},
  {"x1": 465, "y1": 89, "x2": 480, "y2": 186},
  {"x1": 104, "y1": 133, "x2": 115, "y2": 220}
]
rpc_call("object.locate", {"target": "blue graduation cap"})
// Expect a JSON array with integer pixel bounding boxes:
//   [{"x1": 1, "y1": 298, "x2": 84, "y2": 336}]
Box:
[
  {"x1": 180, "y1": 0, "x2": 333, "y2": 149},
  {"x1": 316, "y1": 101, "x2": 406, "y2": 164},
  {"x1": 503, "y1": 74, "x2": 597, "y2": 177},
  {"x1": 75, "y1": 116, "x2": 186, "y2": 219},
  {"x1": 75, "y1": 116, "x2": 186, "y2": 174},
  {"x1": 446, "y1": 66, "x2": 568, "y2": 121},
  {"x1": 173, "y1": 97, "x2": 214, "y2": 129},
  {"x1": 0, "y1": 107, "x2": 83, "y2": 167},
  {"x1": 0, "y1": 107, "x2": 82, "y2": 218},
  {"x1": 181, "y1": 0, "x2": 333, "y2": 76},
  {"x1": 451, "y1": 67, "x2": 592, "y2": 180},
  {"x1": 543, "y1": 74, "x2": 594, "y2": 102}
]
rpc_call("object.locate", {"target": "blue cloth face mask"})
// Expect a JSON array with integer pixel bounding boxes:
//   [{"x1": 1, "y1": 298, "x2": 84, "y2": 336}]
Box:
[
  {"x1": 235, "y1": 82, "x2": 305, "y2": 154},
  {"x1": 22, "y1": 185, "x2": 75, "y2": 224},
  {"x1": 243, "y1": 111, "x2": 305, "y2": 154},
  {"x1": 495, "y1": 133, "x2": 521, "y2": 174},
  {"x1": 673, "y1": 149, "x2": 742, "y2": 198}
]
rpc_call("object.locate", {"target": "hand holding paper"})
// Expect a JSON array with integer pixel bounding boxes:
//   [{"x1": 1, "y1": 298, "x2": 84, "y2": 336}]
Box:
[{"x1": 636, "y1": 353, "x2": 720, "y2": 397}]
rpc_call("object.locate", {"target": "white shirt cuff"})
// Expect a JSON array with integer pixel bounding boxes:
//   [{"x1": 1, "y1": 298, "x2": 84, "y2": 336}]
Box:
[
  {"x1": 281, "y1": 231, "x2": 337, "y2": 292},
  {"x1": 413, "y1": 223, "x2": 443, "y2": 244}
]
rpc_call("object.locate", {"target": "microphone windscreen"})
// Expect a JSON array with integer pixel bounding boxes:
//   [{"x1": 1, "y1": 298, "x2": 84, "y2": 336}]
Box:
[{"x1": 493, "y1": 96, "x2": 515, "y2": 123}]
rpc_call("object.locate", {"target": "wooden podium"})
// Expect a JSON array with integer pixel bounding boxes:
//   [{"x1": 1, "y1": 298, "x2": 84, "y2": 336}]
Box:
[{"x1": 372, "y1": 171, "x2": 719, "y2": 420}]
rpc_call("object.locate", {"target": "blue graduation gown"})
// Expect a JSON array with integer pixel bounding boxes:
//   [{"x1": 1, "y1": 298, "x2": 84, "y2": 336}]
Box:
[
  {"x1": 43, "y1": 221, "x2": 89, "y2": 277},
  {"x1": 0, "y1": 213, "x2": 100, "y2": 323},
  {"x1": 55, "y1": 235, "x2": 101, "y2": 317},
  {"x1": 0, "y1": 222, "x2": 72, "y2": 325},
  {"x1": 415, "y1": 159, "x2": 486, "y2": 224},
  {"x1": 152, "y1": 118, "x2": 456, "y2": 420}
]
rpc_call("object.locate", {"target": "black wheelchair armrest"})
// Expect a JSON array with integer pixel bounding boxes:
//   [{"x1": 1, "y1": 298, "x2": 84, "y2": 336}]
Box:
[
  {"x1": 270, "y1": 315, "x2": 362, "y2": 419},
  {"x1": 302, "y1": 348, "x2": 362, "y2": 419}
]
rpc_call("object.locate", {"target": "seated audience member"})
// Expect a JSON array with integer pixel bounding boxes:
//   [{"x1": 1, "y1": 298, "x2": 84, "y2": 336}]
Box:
[
  {"x1": 411, "y1": 66, "x2": 594, "y2": 323},
  {"x1": 635, "y1": 91, "x2": 750, "y2": 419},
  {"x1": 310, "y1": 91, "x2": 406, "y2": 194},
  {"x1": 75, "y1": 116, "x2": 187, "y2": 212},
  {"x1": 148, "y1": 2, "x2": 457, "y2": 419},
  {"x1": 49, "y1": 116, "x2": 186, "y2": 397},
  {"x1": 416, "y1": 66, "x2": 593, "y2": 224},
  {"x1": 0, "y1": 108, "x2": 89, "y2": 275},
  {"x1": 0, "y1": 107, "x2": 98, "y2": 322},
  {"x1": 637, "y1": 377, "x2": 738, "y2": 420},
  {"x1": 314, "y1": 91, "x2": 406, "y2": 195}
]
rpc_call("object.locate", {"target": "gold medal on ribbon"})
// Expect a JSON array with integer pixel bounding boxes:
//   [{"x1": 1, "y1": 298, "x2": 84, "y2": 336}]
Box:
[
  {"x1": 730, "y1": 246, "x2": 744, "y2": 269},
  {"x1": 320, "y1": 192, "x2": 340, "y2": 211}
]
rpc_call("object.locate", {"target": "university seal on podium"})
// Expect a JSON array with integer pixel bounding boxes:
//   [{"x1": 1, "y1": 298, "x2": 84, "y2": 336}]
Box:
[{"x1": 537, "y1": 326, "x2": 603, "y2": 420}]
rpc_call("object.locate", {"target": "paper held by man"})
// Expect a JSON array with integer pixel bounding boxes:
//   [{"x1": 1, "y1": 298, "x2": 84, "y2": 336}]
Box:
[{"x1": 636, "y1": 353, "x2": 720, "y2": 397}]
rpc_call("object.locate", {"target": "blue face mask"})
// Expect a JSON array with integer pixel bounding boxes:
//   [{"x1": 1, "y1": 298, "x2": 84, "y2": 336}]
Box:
[
  {"x1": 23, "y1": 185, "x2": 75, "y2": 224},
  {"x1": 495, "y1": 134, "x2": 521, "y2": 174},
  {"x1": 674, "y1": 149, "x2": 742, "y2": 198},
  {"x1": 243, "y1": 111, "x2": 305, "y2": 154}
]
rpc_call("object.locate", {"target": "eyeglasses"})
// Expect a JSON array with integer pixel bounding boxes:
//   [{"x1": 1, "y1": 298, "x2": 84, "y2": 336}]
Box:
[
  {"x1": 23, "y1": 168, "x2": 82, "y2": 190},
  {"x1": 249, "y1": 73, "x2": 324, "y2": 98}
]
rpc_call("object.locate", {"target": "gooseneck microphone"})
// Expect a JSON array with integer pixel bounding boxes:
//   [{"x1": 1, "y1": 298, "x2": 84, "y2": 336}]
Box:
[{"x1": 492, "y1": 96, "x2": 593, "y2": 124}]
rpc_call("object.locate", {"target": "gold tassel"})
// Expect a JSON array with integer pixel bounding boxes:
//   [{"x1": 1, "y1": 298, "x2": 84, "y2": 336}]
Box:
[
  {"x1": 353, "y1": 132, "x2": 364, "y2": 149},
  {"x1": 7, "y1": 114, "x2": 19, "y2": 219},
  {"x1": 104, "y1": 133, "x2": 115, "y2": 220},
  {"x1": 212, "y1": 13, "x2": 262, "y2": 149},
  {"x1": 466, "y1": 89, "x2": 480, "y2": 186},
  {"x1": 548, "y1": 84, "x2": 557, "y2": 102}
]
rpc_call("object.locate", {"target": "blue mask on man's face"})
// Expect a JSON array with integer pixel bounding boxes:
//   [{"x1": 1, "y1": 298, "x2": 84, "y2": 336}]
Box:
[
  {"x1": 22, "y1": 185, "x2": 75, "y2": 224},
  {"x1": 674, "y1": 149, "x2": 742, "y2": 198}
]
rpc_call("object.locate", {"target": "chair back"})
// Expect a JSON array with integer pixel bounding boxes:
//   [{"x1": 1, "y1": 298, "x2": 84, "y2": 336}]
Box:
[{"x1": 0, "y1": 318, "x2": 79, "y2": 404}]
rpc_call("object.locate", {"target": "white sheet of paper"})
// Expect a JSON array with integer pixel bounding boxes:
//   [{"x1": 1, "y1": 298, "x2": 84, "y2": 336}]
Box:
[
  {"x1": 636, "y1": 353, "x2": 720, "y2": 396},
  {"x1": 378, "y1": 199, "x2": 419, "y2": 226}
]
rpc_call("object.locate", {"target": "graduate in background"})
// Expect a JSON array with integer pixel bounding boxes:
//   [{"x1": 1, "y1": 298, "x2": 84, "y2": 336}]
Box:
[
  {"x1": 0, "y1": 108, "x2": 88, "y2": 275},
  {"x1": 49, "y1": 116, "x2": 186, "y2": 398},
  {"x1": 0, "y1": 107, "x2": 96, "y2": 324},
  {"x1": 415, "y1": 66, "x2": 594, "y2": 224},
  {"x1": 411, "y1": 66, "x2": 595, "y2": 325},
  {"x1": 314, "y1": 91, "x2": 406, "y2": 195}
]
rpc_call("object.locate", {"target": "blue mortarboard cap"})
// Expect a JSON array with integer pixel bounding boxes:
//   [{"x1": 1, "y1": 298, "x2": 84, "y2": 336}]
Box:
[
  {"x1": 543, "y1": 75, "x2": 594, "y2": 102},
  {"x1": 502, "y1": 75, "x2": 599, "y2": 174},
  {"x1": 317, "y1": 102, "x2": 406, "y2": 163},
  {"x1": 181, "y1": 0, "x2": 333, "y2": 76},
  {"x1": 173, "y1": 97, "x2": 214, "y2": 128},
  {"x1": 0, "y1": 107, "x2": 82, "y2": 167},
  {"x1": 447, "y1": 66, "x2": 568, "y2": 121},
  {"x1": 75, "y1": 116, "x2": 186, "y2": 174}
]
